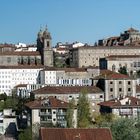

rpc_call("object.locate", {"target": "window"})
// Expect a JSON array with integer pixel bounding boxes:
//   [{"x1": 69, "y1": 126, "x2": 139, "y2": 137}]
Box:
[
  {"x1": 110, "y1": 88, "x2": 113, "y2": 92},
  {"x1": 47, "y1": 41, "x2": 50, "y2": 47},
  {"x1": 119, "y1": 88, "x2": 122, "y2": 92},
  {"x1": 128, "y1": 81, "x2": 131, "y2": 85},
  {"x1": 119, "y1": 81, "x2": 122, "y2": 84},
  {"x1": 53, "y1": 118, "x2": 56, "y2": 121},
  {"x1": 128, "y1": 88, "x2": 131, "y2": 92},
  {"x1": 7, "y1": 57, "x2": 11, "y2": 63},
  {"x1": 48, "y1": 116, "x2": 52, "y2": 119},
  {"x1": 53, "y1": 111, "x2": 56, "y2": 114},
  {"x1": 100, "y1": 95, "x2": 103, "y2": 98},
  {"x1": 110, "y1": 81, "x2": 113, "y2": 84}
]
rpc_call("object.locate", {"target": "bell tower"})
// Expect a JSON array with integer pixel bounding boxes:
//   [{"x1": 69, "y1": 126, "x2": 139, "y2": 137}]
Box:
[{"x1": 37, "y1": 26, "x2": 54, "y2": 67}]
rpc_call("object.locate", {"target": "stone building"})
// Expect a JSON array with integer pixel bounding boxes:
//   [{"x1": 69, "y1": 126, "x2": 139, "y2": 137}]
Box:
[
  {"x1": 0, "y1": 27, "x2": 53, "y2": 67},
  {"x1": 37, "y1": 27, "x2": 54, "y2": 67},
  {"x1": 98, "y1": 27, "x2": 140, "y2": 46},
  {"x1": 100, "y1": 55, "x2": 140, "y2": 74},
  {"x1": 93, "y1": 70, "x2": 136, "y2": 101},
  {"x1": 0, "y1": 51, "x2": 42, "y2": 66},
  {"x1": 70, "y1": 46, "x2": 140, "y2": 67}
]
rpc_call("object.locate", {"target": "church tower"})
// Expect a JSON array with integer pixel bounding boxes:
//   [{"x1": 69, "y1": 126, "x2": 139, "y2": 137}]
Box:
[{"x1": 37, "y1": 26, "x2": 54, "y2": 67}]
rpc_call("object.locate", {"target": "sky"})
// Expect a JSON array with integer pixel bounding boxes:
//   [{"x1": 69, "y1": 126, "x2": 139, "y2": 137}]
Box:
[{"x1": 0, "y1": 0, "x2": 140, "y2": 46}]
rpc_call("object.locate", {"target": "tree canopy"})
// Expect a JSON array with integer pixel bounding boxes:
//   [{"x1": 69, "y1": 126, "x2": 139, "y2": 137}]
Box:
[
  {"x1": 118, "y1": 66, "x2": 128, "y2": 75},
  {"x1": 77, "y1": 89, "x2": 91, "y2": 128}
]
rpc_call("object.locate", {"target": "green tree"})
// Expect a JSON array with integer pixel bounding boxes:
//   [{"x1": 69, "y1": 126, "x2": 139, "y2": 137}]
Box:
[
  {"x1": 94, "y1": 113, "x2": 116, "y2": 127},
  {"x1": 4, "y1": 97, "x2": 18, "y2": 110},
  {"x1": 77, "y1": 89, "x2": 91, "y2": 128},
  {"x1": 0, "y1": 93, "x2": 7, "y2": 101},
  {"x1": 66, "y1": 98, "x2": 75, "y2": 128},
  {"x1": 18, "y1": 127, "x2": 32, "y2": 140},
  {"x1": 111, "y1": 118, "x2": 139, "y2": 140},
  {"x1": 136, "y1": 70, "x2": 140, "y2": 78},
  {"x1": 118, "y1": 66, "x2": 128, "y2": 75}
]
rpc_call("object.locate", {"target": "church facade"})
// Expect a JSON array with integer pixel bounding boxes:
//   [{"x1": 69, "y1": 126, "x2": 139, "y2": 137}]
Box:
[{"x1": 0, "y1": 26, "x2": 54, "y2": 67}]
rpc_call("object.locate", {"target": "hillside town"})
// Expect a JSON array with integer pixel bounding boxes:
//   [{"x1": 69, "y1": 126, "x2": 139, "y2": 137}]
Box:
[{"x1": 0, "y1": 26, "x2": 140, "y2": 140}]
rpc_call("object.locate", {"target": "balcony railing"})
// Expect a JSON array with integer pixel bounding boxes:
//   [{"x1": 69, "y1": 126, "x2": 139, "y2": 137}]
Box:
[
  {"x1": 40, "y1": 119, "x2": 52, "y2": 124},
  {"x1": 39, "y1": 112, "x2": 52, "y2": 116},
  {"x1": 56, "y1": 112, "x2": 66, "y2": 116},
  {"x1": 119, "y1": 111, "x2": 132, "y2": 115}
]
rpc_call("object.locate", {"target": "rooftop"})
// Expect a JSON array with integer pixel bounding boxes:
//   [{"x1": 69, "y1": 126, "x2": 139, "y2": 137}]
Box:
[
  {"x1": 25, "y1": 96, "x2": 69, "y2": 109},
  {"x1": 39, "y1": 128, "x2": 113, "y2": 140},
  {"x1": 98, "y1": 96, "x2": 140, "y2": 108},
  {"x1": 94, "y1": 70, "x2": 130, "y2": 80},
  {"x1": 32, "y1": 86, "x2": 103, "y2": 95}
]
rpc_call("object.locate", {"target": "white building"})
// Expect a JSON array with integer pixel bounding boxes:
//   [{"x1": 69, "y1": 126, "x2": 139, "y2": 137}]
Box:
[
  {"x1": 0, "y1": 109, "x2": 18, "y2": 135},
  {"x1": 72, "y1": 42, "x2": 85, "y2": 48},
  {"x1": 40, "y1": 67, "x2": 99, "y2": 86},
  {"x1": 99, "y1": 96, "x2": 140, "y2": 119},
  {"x1": 15, "y1": 43, "x2": 37, "y2": 52},
  {"x1": 25, "y1": 96, "x2": 77, "y2": 128},
  {"x1": 0, "y1": 66, "x2": 44, "y2": 95}
]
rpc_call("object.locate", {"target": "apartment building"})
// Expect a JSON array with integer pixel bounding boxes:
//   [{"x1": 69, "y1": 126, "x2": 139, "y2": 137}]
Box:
[
  {"x1": 25, "y1": 96, "x2": 77, "y2": 128},
  {"x1": 93, "y1": 70, "x2": 137, "y2": 101},
  {"x1": 40, "y1": 67, "x2": 99, "y2": 86},
  {"x1": 31, "y1": 86, "x2": 104, "y2": 113},
  {"x1": 99, "y1": 96, "x2": 140, "y2": 119},
  {"x1": 0, "y1": 66, "x2": 44, "y2": 95}
]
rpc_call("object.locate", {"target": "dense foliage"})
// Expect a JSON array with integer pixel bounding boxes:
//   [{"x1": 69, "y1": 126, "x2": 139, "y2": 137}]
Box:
[
  {"x1": 77, "y1": 89, "x2": 91, "y2": 128},
  {"x1": 66, "y1": 98, "x2": 75, "y2": 128},
  {"x1": 118, "y1": 66, "x2": 128, "y2": 75}
]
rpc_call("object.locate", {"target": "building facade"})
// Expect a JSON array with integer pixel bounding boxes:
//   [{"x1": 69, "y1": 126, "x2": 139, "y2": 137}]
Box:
[
  {"x1": 37, "y1": 27, "x2": 54, "y2": 67},
  {"x1": 94, "y1": 70, "x2": 137, "y2": 101},
  {"x1": 32, "y1": 86, "x2": 104, "y2": 113},
  {"x1": 99, "y1": 96, "x2": 140, "y2": 119},
  {"x1": 0, "y1": 66, "x2": 44, "y2": 95},
  {"x1": 70, "y1": 46, "x2": 140, "y2": 67},
  {"x1": 100, "y1": 55, "x2": 140, "y2": 74},
  {"x1": 25, "y1": 96, "x2": 77, "y2": 128},
  {"x1": 40, "y1": 67, "x2": 99, "y2": 86}
]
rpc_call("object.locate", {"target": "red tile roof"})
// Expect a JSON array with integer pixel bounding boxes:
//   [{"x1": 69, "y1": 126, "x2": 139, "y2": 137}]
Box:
[
  {"x1": 32, "y1": 86, "x2": 103, "y2": 95},
  {"x1": 94, "y1": 70, "x2": 130, "y2": 80},
  {"x1": 14, "y1": 84, "x2": 27, "y2": 88},
  {"x1": 42, "y1": 67, "x2": 99, "y2": 72},
  {"x1": 0, "y1": 65, "x2": 44, "y2": 69},
  {"x1": 40, "y1": 128, "x2": 113, "y2": 140},
  {"x1": 106, "y1": 55, "x2": 140, "y2": 60},
  {"x1": 25, "y1": 96, "x2": 69, "y2": 109},
  {"x1": 0, "y1": 51, "x2": 40, "y2": 56},
  {"x1": 98, "y1": 96, "x2": 140, "y2": 108}
]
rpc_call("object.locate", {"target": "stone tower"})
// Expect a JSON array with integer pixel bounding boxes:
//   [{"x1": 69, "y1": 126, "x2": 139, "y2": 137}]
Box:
[{"x1": 37, "y1": 26, "x2": 54, "y2": 67}]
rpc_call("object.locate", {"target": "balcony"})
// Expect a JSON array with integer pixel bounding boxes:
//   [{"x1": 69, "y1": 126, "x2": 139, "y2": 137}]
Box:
[
  {"x1": 40, "y1": 119, "x2": 52, "y2": 124},
  {"x1": 119, "y1": 111, "x2": 132, "y2": 115},
  {"x1": 39, "y1": 112, "x2": 52, "y2": 116},
  {"x1": 56, "y1": 112, "x2": 66, "y2": 116}
]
